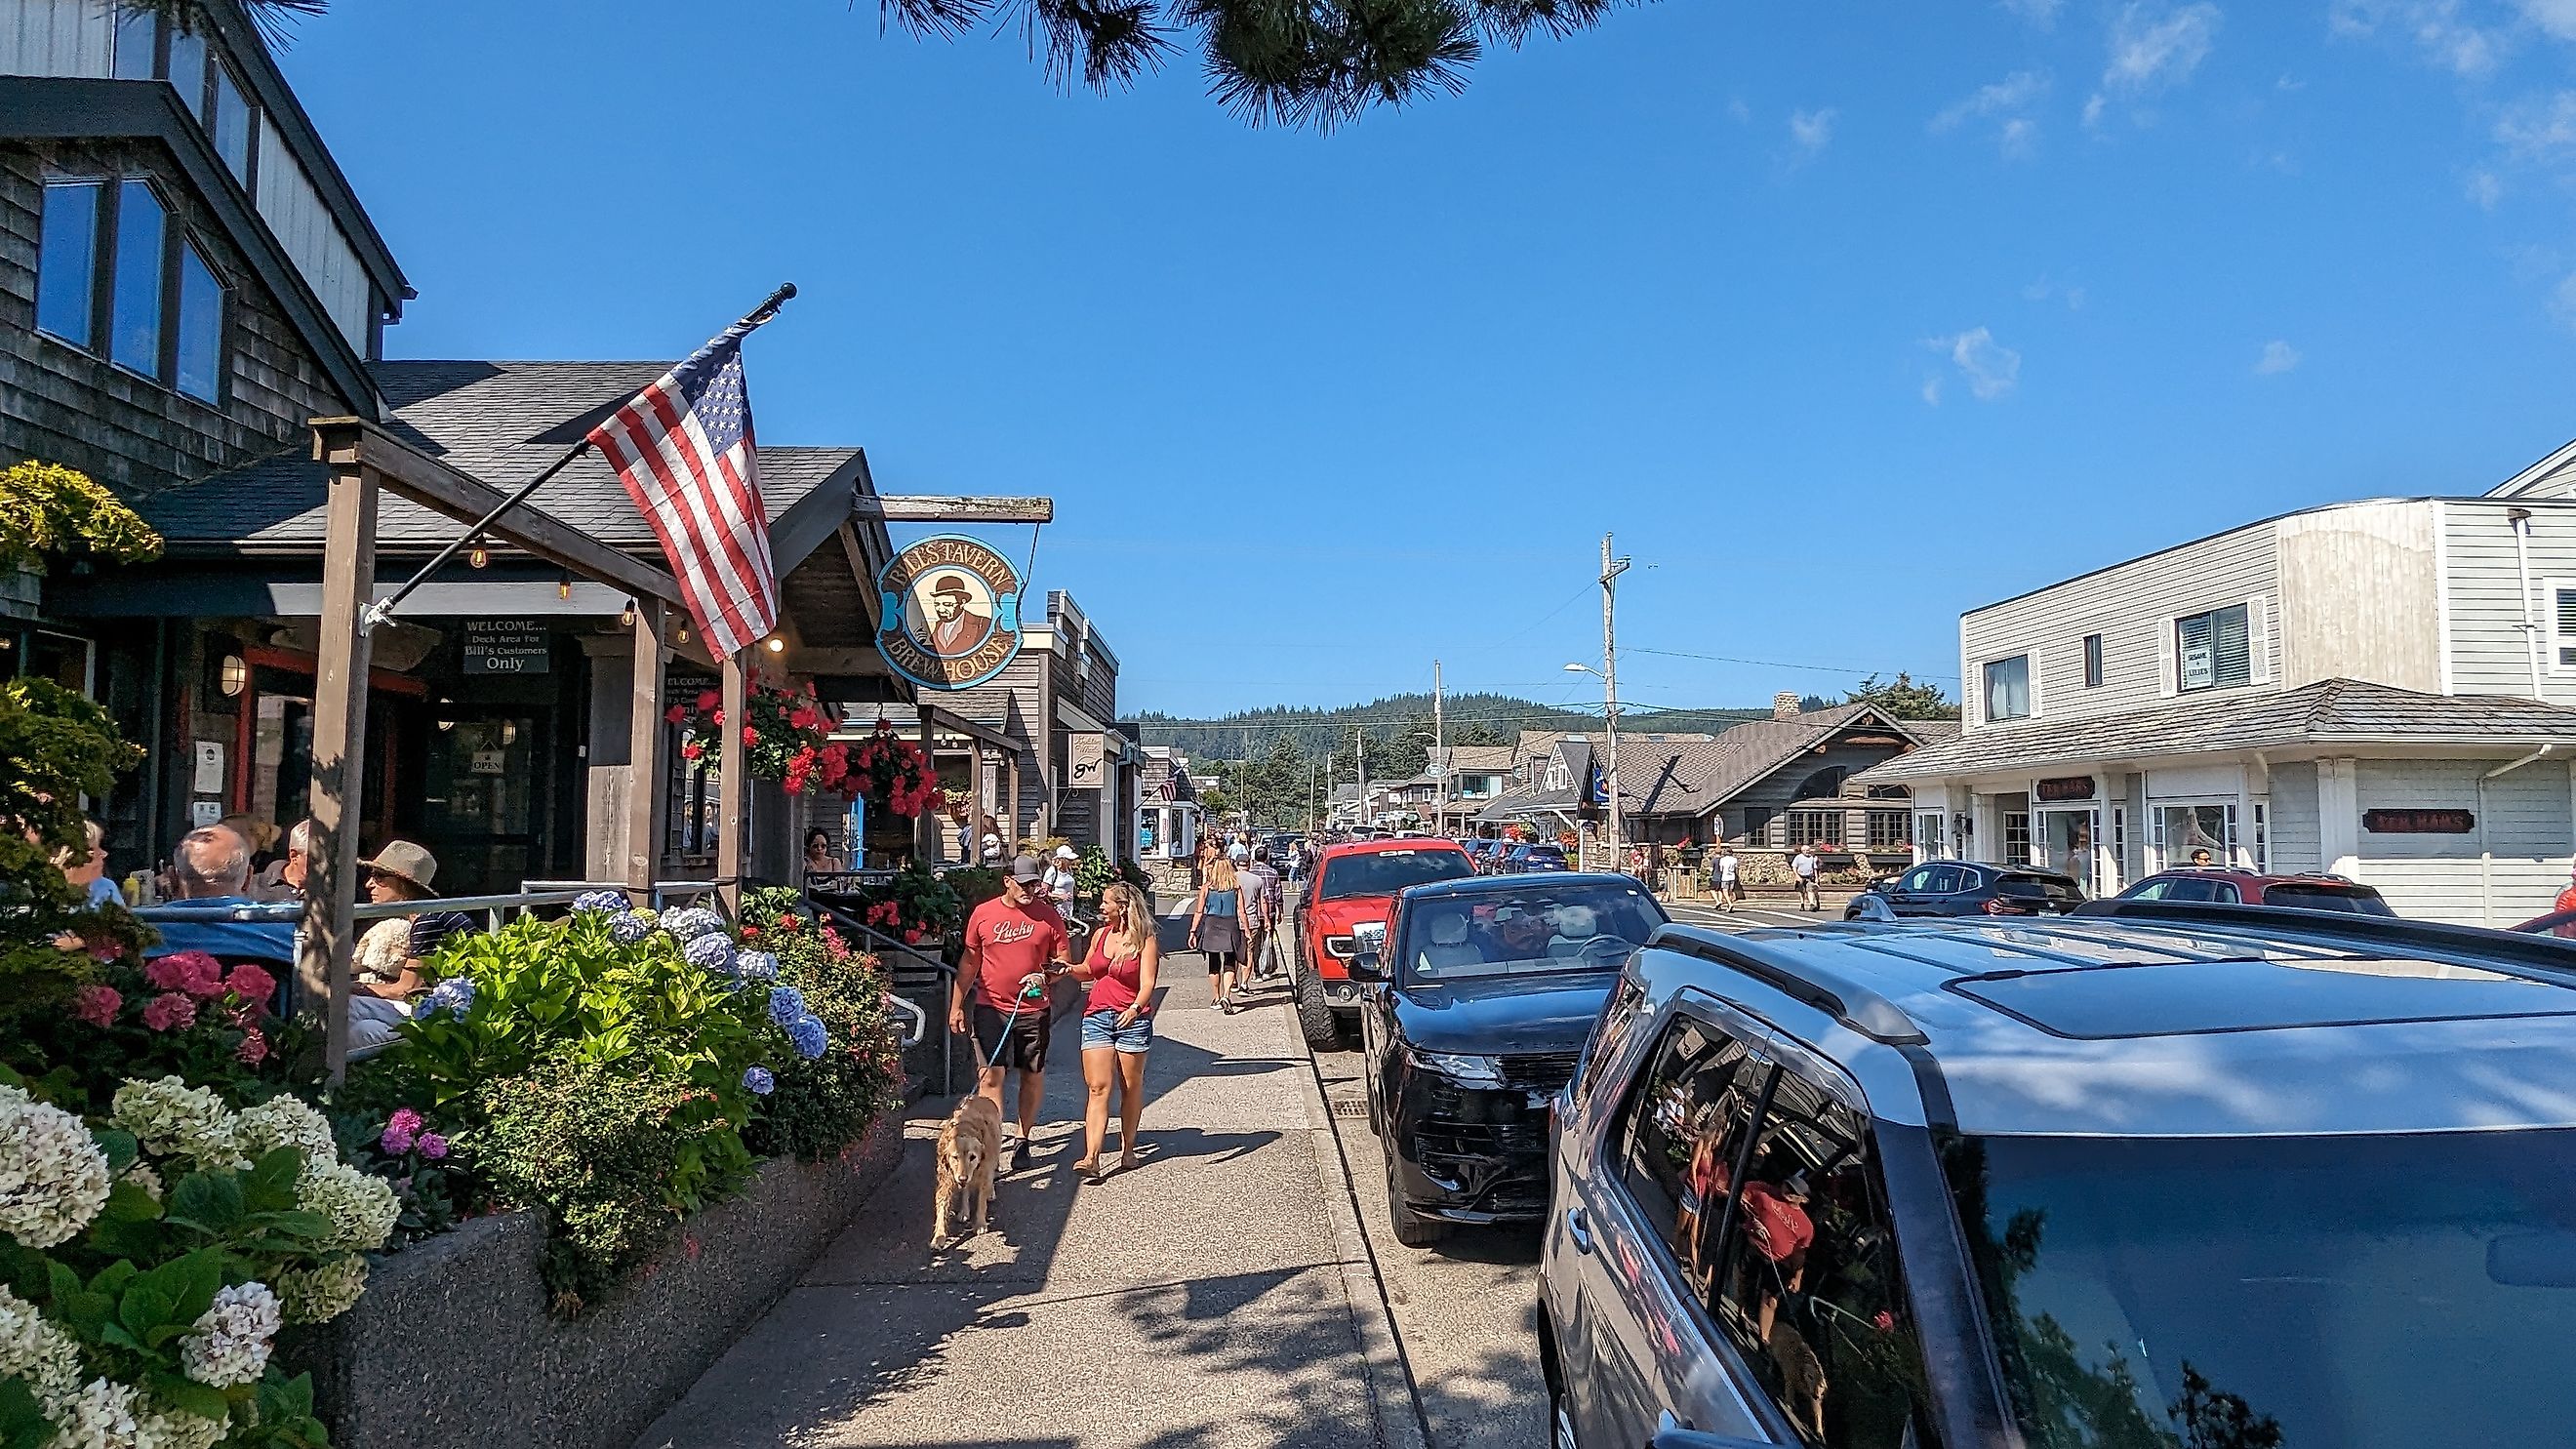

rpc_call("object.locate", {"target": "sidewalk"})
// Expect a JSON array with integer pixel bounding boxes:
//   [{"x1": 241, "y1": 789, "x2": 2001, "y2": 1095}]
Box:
[{"x1": 632, "y1": 928, "x2": 1407, "y2": 1449}]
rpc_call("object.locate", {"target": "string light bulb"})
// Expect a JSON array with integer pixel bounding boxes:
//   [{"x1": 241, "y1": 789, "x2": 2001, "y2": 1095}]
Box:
[
  {"x1": 765, "y1": 636, "x2": 785, "y2": 653},
  {"x1": 557, "y1": 577, "x2": 573, "y2": 601},
  {"x1": 467, "y1": 544, "x2": 491, "y2": 570},
  {"x1": 674, "y1": 623, "x2": 691, "y2": 645},
  {"x1": 619, "y1": 600, "x2": 637, "y2": 627}
]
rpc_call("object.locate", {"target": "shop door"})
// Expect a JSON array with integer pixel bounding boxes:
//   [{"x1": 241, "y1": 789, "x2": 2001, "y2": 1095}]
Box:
[
  {"x1": 241, "y1": 662, "x2": 398, "y2": 858},
  {"x1": 2036, "y1": 809, "x2": 2098, "y2": 895},
  {"x1": 423, "y1": 712, "x2": 546, "y2": 897}
]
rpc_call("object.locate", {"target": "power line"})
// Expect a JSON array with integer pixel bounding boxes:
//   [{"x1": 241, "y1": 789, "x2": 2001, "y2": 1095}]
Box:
[{"x1": 1625, "y1": 645, "x2": 1961, "y2": 682}]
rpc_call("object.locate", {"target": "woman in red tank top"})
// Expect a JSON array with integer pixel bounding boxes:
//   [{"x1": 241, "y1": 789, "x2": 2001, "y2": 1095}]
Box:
[{"x1": 1069, "y1": 880, "x2": 1162, "y2": 1182}]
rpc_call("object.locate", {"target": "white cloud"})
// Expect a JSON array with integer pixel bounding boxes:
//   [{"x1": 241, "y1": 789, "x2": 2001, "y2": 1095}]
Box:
[
  {"x1": 1929, "y1": 328, "x2": 2023, "y2": 401},
  {"x1": 2023, "y1": 276, "x2": 2089, "y2": 309},
  {"x1": 1932, "y1": 70, "x2": 2051, "y2": 156},
  {"x1": 2254, "y1": 340, "x2": 2303, "y2": 375},
  {"x1": 2549, "y1": 270, "x2": 2576, "y2": 331},
  {"x1": 1788, "y1": 107, "x2": 1838, "y2": 163},
  {"x1": 2105, "y1": 2, "x2": 2224, "y2": 95},
  {"x1": 2467, "y1": 168, "x2": 2505, "y2": 207},
  {"x1": 2496, "y1": 91, "x2": 2576, "y2": 160},
  {"x1": 2001, "y1": 0, "x2": 2063, "y2": 24},
  {"x1": 2082, "y1": 92, "x2": 2110, "y2": 128},
  {"x1": 2516, "y1": 0, "x2": 2576, "y2": 41},
  {"x1": 1726, "y1": 95, "x2": 1752, "y2": 125},
  {"x1": 2328, "y1": 0, "x2": 2500, "y2": 75},
  {"x1": 1921, "y1": 376, "x2": 1946, "y2": 406}
]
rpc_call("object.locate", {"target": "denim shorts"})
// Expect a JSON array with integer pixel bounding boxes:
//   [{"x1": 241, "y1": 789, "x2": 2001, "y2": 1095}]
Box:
[{"x1": 1081, "y1": 1008, "x2": 1153, "y2": 1054}]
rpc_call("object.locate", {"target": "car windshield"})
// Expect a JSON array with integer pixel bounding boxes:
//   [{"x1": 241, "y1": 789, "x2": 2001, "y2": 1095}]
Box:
[
  {"x1": 1394, "y1": 881, "x2": 1667, "y2": 984},
  {"x1": 1946, "y1": 1129, "x2": 2576, "y2": 1449},
  {"x1": 1318, "y1": 849, "x2": 1475, "y2": 901}
]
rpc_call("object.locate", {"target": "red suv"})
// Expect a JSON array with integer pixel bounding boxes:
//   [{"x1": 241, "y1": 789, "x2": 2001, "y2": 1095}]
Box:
[
  {"x1": 1292, "y1": 838, "x2": 1475, "y2": 1048},
  {"x1": 2106, "y1": 868, "x2": 2395, "y2": 915}
]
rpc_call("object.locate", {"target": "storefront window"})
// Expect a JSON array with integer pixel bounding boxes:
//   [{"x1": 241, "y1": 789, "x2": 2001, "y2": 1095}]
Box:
[
  {"x1": 1916, "y1": 811, "x2": 1946, "y2": 858},
  {"x1": 2157, "y1": 803, "x2": 2236, "y2": 868},
  {"x1": 2039, "y1": 810, "x2": 2096, "y2": 894}
]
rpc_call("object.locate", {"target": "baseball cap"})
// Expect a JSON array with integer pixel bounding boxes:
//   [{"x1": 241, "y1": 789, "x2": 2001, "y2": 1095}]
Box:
[{"x1": 1009, "y1": 853, "x2": 1046, "y2": 884}]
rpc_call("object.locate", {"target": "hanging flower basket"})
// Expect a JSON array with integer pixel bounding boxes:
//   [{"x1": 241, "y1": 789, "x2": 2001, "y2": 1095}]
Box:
[
  {"x1": 664, "y1": 682, "x2": 851, "y2": 795},
  {"x1": 845, "y1": 725, "x2": 940, "y2": 818}
]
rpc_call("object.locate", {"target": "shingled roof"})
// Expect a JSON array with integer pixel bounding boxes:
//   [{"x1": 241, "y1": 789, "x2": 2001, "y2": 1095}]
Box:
[
  {"x1": 1620, "y1": 705, "x2": 1935, "y2": 816},
  {"x1": 1854, "y1": 679, "x2": 2576, "y2": 783},
  {"x1": 137, "y1": 361, "x2": 865, "y2": 555}
]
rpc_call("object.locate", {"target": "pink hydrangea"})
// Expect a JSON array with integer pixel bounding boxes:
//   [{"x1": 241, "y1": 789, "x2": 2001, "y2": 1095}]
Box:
[
  {"x1": 145, "y1": 950, "x2": 225, "y2": 998},
  {"x1": 73, "y1": 985, "x2": 121, "y2": 1027},
  {"x1": 141, "y1": 992, "x2": 198, "y2": 1031},
  {"x1": 417, "y1": 1133, "x2": 449, "y2": 1161},
  {"x1": 381, "y1": 1107, "x2": 424, "y2": 1156},
  {"x1": 223, "y1": 963, "x2": 275, "y2": 1008},
  {"x1": 235, "y1": 1027, "x2": 268, "y2": 1066}
]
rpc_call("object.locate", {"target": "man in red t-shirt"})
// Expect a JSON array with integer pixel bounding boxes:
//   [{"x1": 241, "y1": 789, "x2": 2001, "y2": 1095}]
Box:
[
  {"x1": 951, "y1": 854, "x2": 1074, "y2": 1172},
  {"x1": 2555, "y1": 864, "x2": 2576, "y2": 918}
]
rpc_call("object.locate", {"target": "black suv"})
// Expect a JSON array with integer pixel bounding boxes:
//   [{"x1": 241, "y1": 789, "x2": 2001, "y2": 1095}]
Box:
[
  {"x1": 1541, "y1": 904, "x2": 2576, "y2": 1448},
  {"x1": 1844, "y1": 859, "x2": 2083, "y2": 919}
]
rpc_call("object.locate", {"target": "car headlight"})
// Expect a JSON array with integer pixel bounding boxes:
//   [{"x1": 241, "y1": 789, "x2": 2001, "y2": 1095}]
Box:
[
  {"x1": 1412, "y1": 1049, "x2": 1507, "y2": 1088},
  {"x1": 1322, "y1": 935, "x2": 1356, "y2": 959}
]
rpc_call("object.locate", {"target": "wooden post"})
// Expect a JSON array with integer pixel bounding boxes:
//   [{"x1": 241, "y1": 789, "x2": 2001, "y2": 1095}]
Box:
[
  {"x1": 915, "y1": 709, "x2": 937, "y2": 864},
  {"x1": 969, "y1": 738, "x2": 986, "y2": 866},
  {"x1": 625, "y1": 600, "x2": 665, "y2": 898},
  {"x1": 718, "y1": 646, "x2": 745, "y2": 917},
  {"x1": 1006, "y1": 753, "x2": 1022, "y2": 855},
  {"x1": 300, "y1": 459, "x2": 378, "y2": 1083}
]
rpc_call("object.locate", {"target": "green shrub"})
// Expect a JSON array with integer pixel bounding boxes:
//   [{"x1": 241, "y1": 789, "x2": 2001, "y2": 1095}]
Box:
[{"x1": 739, "y1": 892, "x2": 905, "y2": 1163}]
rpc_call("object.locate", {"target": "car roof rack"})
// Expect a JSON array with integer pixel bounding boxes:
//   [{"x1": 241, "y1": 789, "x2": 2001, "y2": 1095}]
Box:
[
  {"x1": 1648, "y1": 923, "x2": 1929, "y2": 1046},
  {"x1": 2070, "y1": 898, "x2": 2576, "y2": 978}
]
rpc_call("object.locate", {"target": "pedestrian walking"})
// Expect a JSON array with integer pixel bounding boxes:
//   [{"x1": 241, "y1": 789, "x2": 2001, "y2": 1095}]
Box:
[
  {"x1": 1043, "y1": 843, "x2": 1080, "y2": 910},
  {"x1": 1069, "y1": 881, "x2": 1161, "y2": 1183},
  {"x1": 951, "y1": 854, "x2": 1076, "y2": 1174},
  {"x1": 1715, "y1": 844, "x2": 1740, "y2": 912},
  {"x1": 1189, "y1": 840, "x2": 1248, "y2": 1013},
  {"x1": 1239, "y1": 845, "x2": 1283, "y2": 981},
  {"x1": 1792, "y1": 842, "x2": 1822, "y2": 912}
]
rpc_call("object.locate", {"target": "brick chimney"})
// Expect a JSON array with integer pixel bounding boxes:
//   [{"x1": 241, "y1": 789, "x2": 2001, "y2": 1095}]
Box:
[{"x1": 1773, "y1": 691, "x2": 1800, "y2": 720}]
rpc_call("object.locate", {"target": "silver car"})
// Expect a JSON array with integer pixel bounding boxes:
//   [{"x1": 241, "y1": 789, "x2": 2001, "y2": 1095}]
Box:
[{"x1": 1540, "y1": 900, "x2": 2576, "y2": 1448}]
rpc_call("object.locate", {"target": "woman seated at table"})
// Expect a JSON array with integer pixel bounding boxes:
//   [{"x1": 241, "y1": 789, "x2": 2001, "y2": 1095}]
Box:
[{"x1": 348, "y1": 842, "x2": 476, "y2": 1048}]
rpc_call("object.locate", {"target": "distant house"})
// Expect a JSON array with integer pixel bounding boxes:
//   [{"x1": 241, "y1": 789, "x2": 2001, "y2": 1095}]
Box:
[{"x1": 1615, "y1": 701, "x2": 1953, "y2": 854}]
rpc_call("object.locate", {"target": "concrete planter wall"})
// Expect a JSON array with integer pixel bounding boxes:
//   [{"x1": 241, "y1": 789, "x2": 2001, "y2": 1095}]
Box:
[{"x1": 285, "y1": 1113, "x2": 902, "y2": 1449}]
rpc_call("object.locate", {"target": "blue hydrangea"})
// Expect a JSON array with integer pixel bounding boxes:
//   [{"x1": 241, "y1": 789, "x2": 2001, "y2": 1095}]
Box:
[
  {"x1": 742, "y1": 1067, "x2": 776, "y2": 1096},
  {"x1": 572, "y1": 889, "x2": 628, "y2": 915},
  {"x1": 684, "y1": 933, "x2": 737, "y2": 975},
  {"x1": 608, "y1": 911, "x2": 655, "y2": 946},
  {"x1": 767, "y1": 985, "x2": 807, "y2": 1026},
  {"x1": 737, "y1": 949, "x2": 779, "y2": 981},
  {"x1": 663, "y1": 907, "x2": 727, "y2": 943},
  {"x1": 418, "y1": 978, "x2": 475, "y2": 1022},
  {"x1": 787, "y1": 1014, "x2": 828, "y2": 1060}
]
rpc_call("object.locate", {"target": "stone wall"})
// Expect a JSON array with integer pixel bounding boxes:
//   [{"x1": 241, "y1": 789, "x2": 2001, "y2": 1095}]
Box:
[{"x1": 285, "y1": 1113, "x2": 903, "y2": 1449}]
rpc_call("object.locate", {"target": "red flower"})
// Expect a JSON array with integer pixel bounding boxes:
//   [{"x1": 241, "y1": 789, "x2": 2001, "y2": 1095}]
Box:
[
  {"x1": 903, "y1": 927, "x2": 924, "y2": 945},
  {"x1": 1872, "y1": 1310, "x2": 1895, "y2": 1332},
  {"x1": 776, "y1": 914, "x2": 800, "y2": 932},
  {"x1": 665, "y1": 704, "x2": 688, "y2": 724},
  {"x1": 147, "y1": 950, "x2": 226, "y2": 998},
  {"x1": 682, "y1": 741, "x2": 704, "y2": 761},
  {"x1": 224, "y1": 963, "x2": 276, "y2": 1007},
  {"x1": 73, "y1": 985, "x2": 120, "y2": 1026},
  {"x1": 697, "y1": 690, "x2": 721, "y2": 711},
  {"x1": 141, "y1": 992, "x2": 197, "y2": 1031},
  {"x1": 236, "y1": 1027, "x2": 269, "y2": 1066},
  {"x1": 712, "y1": 708, "x2": 726, "y2": 725},
  {"x1": 85, "y1": 937, "x2": 125, "y2": 963},
  {"x1": 741, "y1": 726, "x2": 759, "y2": 747},
  {"x1": 789, "y1": 705, "x2": 821, "y2": 731}
]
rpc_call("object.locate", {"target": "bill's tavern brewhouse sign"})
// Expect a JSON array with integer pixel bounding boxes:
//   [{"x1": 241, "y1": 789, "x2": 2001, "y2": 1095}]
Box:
[{"x1": 876, "y1": 535, "x2": 1026, "y2": 691}]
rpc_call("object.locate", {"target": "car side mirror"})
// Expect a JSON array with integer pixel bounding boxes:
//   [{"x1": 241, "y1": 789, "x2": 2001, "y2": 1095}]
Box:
[{"x1": 1348, "y1": 950, "x2": 1386, "y2": 982}]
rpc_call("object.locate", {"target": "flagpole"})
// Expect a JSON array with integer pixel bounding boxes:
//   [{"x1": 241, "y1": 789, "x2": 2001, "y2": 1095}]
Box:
[{"x1": 361, "y1": 282, "x2": 799, "y2": 632}]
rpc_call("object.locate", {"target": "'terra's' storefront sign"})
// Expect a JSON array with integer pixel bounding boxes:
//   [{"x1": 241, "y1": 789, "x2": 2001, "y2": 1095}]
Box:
[{"x1": 876, "y1": 535, "x2": 1025, "y2": 691}]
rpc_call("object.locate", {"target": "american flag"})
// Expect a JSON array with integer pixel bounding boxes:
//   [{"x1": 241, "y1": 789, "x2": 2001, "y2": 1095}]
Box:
[{"x1": 588, "y1": 320, "x2": 779, "y2": 659}]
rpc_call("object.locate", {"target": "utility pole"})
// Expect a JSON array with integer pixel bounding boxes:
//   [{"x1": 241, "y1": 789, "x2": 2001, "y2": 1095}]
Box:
[
  {"x1": 1308, "y1": 759, "x2": 1318, "y2": 831},
  {"x1": 1356, "y1": 726, "x2": 1369, "y2": 834},
  {"x1": 1600, "y1": 533, "x2": 1631, "y2": 870},
  {"x1": 1433, "y1": 660, "x2": 1446, "y2": 836}
]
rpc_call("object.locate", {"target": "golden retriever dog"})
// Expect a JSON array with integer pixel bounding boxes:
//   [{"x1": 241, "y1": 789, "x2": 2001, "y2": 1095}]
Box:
[{"x1": 933, "y1": 1094, "x2": 1003, "y2": 1247}]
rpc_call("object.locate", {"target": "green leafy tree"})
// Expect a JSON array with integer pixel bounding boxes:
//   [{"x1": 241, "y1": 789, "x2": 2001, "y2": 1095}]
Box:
[
  {"x1": 169, "y1": 0, "x2": 1642, "y2": 132},
  {"x1": 1845, "y1": 671, "x2": 1961, "y2": 721}
]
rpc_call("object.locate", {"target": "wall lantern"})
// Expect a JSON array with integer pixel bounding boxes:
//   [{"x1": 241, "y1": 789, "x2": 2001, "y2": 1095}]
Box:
[{"x1": 220, "y1": 655, "x2": 247, "y2": 697}]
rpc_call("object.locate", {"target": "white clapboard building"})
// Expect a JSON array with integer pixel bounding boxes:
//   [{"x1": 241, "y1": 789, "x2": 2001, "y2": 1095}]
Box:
[{"x1": 1856, "y1": 440, "x2": 2576, "y2": 925}]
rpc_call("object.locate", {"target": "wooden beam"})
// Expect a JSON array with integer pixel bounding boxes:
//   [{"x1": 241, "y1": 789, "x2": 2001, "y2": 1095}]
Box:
[
  {"x1": 850, "y1": 495, "x2": 1053, "y2": 524},
  {"x1": 788, "y1": 647, "x2": 900, "y2": 677},
  {"x1": 310, "y1": 418, "x2": 684, "y2": 606},
  {"x1": 299, "y1": 458, "x2": 377, "y2": 1083},
  {"x1": 625, "y1": 600, "x2": 665, "y2": 895}
]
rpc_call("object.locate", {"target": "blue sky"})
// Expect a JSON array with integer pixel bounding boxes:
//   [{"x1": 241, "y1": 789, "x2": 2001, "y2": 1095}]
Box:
[{"x1": 277, "y1": 0, "x2": 2576, "y2": 724}]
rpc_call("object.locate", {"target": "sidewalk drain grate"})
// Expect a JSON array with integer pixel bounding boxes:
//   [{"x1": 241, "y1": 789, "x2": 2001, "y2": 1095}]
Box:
[{"x1": 1327, "y1": 1096, "x2": 1370, "y2": 1120}]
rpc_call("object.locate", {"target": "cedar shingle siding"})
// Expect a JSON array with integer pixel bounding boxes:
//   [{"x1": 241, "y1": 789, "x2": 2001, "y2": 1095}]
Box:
[{"x1": 0, "y1": 140, "x2": 351, "y2": 496}]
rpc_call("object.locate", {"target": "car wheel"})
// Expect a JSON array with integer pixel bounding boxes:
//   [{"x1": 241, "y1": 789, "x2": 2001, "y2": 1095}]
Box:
[
  {"x1": 1387, "y1": 1153, "x2": 1449, "y2": 1248},
  {"x1": 1295, "y1": 965, "x2": 1343, "y2": 1050}
]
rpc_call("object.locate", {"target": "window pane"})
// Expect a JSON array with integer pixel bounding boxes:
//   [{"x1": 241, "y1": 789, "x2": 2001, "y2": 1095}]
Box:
[
  {"x1": 2083, "y1": 633, "x2": 2104, "y2": 688},
  {"x1": 1985, "y1": 655, "x2": 2031, "y2": 721},
  {"x1": 175, "y1": 241, "x2": 222, "y2": 402},
  {"x1": 112, "y1": 9, "x2": 158, "y2": 80},
  {"x1": 110, "y1": 181, "x2": 166, "y2": 375},
  {"x1": 166, "y1": 25, "x2": 205, "y2": 113},
  {"x1": 2211, "y1": 604, "x2": 2251, "y2": 688},
  {"x1": 35, "y1": 181, "x2": 101, "y2": 345},
  {"x1": 210, "y1": 65, "x2": 254, "y2": 181},
  {"x1": 1616, "y1": 1017, "x2": 1768, "y2": 1292},
  {"x1": 1712, "y1": 1069, "x2": 1930, "y2": 1447}
]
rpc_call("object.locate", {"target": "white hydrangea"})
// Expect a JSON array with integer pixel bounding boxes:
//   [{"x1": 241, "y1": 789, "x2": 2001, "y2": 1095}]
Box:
[
  {"x1": 45, "y1": 1376, "x2": 141, "y2": 1448},
  {"x1": 107, "y1": 1078, "x2": 239, "y2": 1168},
  {"x1": 179, "y1": 1282, "x2": 279, "y2": 1389},
  {"x1": 134, "y1": 1404, "x2": 224, "y2": 1449},
  {"x1": 274, "y1": 1254, "x2": 367, "y2": 1325},
  {"x1": 0, "y1": 1284, "x2": 82, "y2": 1405},
  {"x1": 296, "y1": 1160, "x2": 397, "y2": 1253},
  {"x1": 0, "y1": 1084, "x2": 112, "y2": 1248},
  {"x1": 120, "y1": 1161, "x2": 162, "y2": 1202},
  {"x1": 234, "y1": 1097, "x2": 337, "y2": 1169}
]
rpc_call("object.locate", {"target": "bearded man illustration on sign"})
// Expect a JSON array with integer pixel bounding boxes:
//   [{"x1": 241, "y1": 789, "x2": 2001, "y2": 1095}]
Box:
[{"x1": 917, "y1": 573, "x2": 994, "y2": 658}]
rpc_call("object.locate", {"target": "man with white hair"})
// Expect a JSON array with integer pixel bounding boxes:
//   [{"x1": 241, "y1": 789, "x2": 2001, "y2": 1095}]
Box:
[
  {"x1": 255, "y1": 820, "x2": 310, "y2": 901},
  {"x1": 148, "y1": 825, "x2": 292, "y2": 963}
]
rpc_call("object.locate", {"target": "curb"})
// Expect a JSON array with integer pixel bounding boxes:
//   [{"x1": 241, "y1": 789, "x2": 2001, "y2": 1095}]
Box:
[{"x1": 1276, "y1": 962, "x2": 1433, "y2": 1449}]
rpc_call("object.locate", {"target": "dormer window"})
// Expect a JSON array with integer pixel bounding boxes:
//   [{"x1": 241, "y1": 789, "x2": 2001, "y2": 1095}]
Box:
[
  {"x1": 37, "y1": 178, "x2": 229, "y2": 405},
  {"x1": 110, "y1": 8, "x2": 261, "y2": 188}
]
